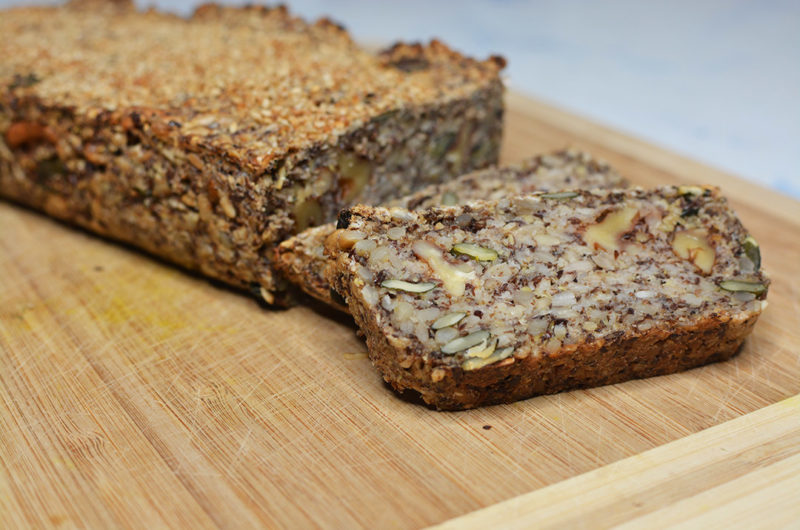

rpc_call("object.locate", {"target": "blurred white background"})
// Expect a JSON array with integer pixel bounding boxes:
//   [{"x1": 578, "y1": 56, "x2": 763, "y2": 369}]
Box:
[{"x1": 4, "y1": 0, "x2": 799, "y2": 197}]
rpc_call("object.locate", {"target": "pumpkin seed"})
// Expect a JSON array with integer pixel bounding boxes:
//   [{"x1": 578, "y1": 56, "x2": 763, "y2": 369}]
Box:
[
  {"x1": 451, "y1": 243, "x2": 498, "y2": 262},
  {"x1": 441, "y1": 191, "x2": 459, "y2": 206},
  {"x1": 719, "y1": 280, "x2": 766, "y2": 295},
  {"x1": 743, "y1": 236, "x2": 761, "y2": 269},
  {"x1": 430, "y1": 132, "x2": 456, "y2": 159}
]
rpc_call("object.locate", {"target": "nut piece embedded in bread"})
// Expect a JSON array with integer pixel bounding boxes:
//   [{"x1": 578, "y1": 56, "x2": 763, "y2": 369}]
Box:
[
  {"x1": 0, "y1": 1, "x2": 504, "y2": 305},
  {"x1": 326, "y1": 186, "x2": 768, "y2": 410},
  {"x1": 275, "y1": 150, "x2": 627, "y2": 309}
]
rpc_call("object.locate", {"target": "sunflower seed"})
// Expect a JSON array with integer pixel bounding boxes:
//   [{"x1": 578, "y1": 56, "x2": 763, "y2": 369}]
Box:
[
  {"x1": 431, "y1": 311, "x2": 467, "y2": 330},
  {"x1": 380, "y1": 279, "x2": 436, "y2": 293},
  {"x1": 441, "y1": 330, "x2": 490, "y2": 355}
]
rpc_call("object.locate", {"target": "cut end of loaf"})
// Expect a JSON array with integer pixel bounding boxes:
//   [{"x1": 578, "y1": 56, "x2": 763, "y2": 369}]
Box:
[{"x1": 275, "y1": 149, "x2": 627, "y2": 308}]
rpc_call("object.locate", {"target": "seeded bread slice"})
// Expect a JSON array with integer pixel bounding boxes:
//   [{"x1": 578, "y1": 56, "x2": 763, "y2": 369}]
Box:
[
  {"x1": 275, "y1": 150, "x2": 627, "y2": 309},
  {"x1": 0, "y1": 1, "x2": 503, "y2": 305},
  {"x1": 326, "y1": 186, "x2": 768, "y2": 410}
]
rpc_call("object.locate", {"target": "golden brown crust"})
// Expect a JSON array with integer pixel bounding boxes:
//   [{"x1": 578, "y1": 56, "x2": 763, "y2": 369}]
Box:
[
  {"x1": 0, "y1": 2, "x2": 503, "y2": 174},
  {"x1": 67, "y1": 0, "x2": 135, "y2": 11},
  {"x1": 333, "y1": 248, "x2": 759, "y2": 410}
]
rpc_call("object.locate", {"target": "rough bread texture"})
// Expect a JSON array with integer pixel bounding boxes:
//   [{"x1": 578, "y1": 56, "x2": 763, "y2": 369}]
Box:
[
  {"x1": 327, "y1": 186, "x2": 768, "y2": 410},
  {"x1": 275, "y1": 150, "x2": 626, "y2": 309},
  {"x1": 0, "y1": 1, "x2": 504, "y2": 304}
]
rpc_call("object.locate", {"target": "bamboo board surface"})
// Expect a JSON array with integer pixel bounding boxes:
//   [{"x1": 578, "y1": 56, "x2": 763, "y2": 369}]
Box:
[
  {"x1": 437, "y1": 394, "x2": 800, "y2": 529},
  {"x1": 1, "y1": 92, "x2": 799, "y2": 529}
]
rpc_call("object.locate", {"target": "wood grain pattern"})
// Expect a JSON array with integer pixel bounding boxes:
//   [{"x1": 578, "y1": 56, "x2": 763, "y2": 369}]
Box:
[
  {"x1": 435, "y1": 394, "x2": 800, "y2": 529},
  {"x1": 2, "y1": 93, "x2": 799, "y2": 529}
]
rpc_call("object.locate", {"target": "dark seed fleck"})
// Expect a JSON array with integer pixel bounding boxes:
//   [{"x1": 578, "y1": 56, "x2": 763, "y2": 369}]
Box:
[
  {"x1": 9, "y1": 73, "x2": 40, "y2": 89},
  {"x1": 681, "y1": 206, "x2": 699, "y2": 218},
  {"x1": 336, "y1": 210, "x2": 352, "y2": 229},
  {"x1": 36, "y1": 157, "x2": 66, "y2": 181}
]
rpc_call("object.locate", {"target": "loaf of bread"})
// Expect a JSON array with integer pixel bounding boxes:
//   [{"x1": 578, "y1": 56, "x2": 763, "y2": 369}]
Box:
[
  {"x1": 0, "y1": 1, "x2": 504, "y2": 304},
  {"x1": 327, "y1": 186, "x2": 768, "y2": 410},
  {"x1": 275, "y1": 150, "x2": 627, "y2": 309}
]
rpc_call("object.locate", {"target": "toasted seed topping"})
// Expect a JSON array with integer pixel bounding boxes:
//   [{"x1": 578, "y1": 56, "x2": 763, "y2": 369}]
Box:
[
  {"x1": 451, "y1": 243, "x2": 498, "y2": 261},
  {"x1": 462, "y1": 346, "x2": 514, "y2": 371},
  {"x1": 380, "y1": 279, "x2": 436, "y2": 293},
  {"x1": 540, "y1": 191, "x2": 580, "y2": 200},
  {"x1": 441, "y1": 191, "x2": 459, "y2": 206},
  {"x1": 2, "y1": 5, "x2": 504, "y2": 174},
  {"x1": 743, "y1": 236, "x2": 761, "y2": 269},
  {"x1": 719, "y1": 280, "x2": 766, "y2": 295},
  {"x1": 441, "y1": 330, "x2": 490, "y2": 354},
  {"x1": 431, "y1": 311, "x2": 467, "y2": 330}
]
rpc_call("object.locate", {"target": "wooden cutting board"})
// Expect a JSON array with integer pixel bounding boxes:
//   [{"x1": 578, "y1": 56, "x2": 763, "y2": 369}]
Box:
[{"x1": 2, "y1": 92, "x2": 799, "y2": 529}]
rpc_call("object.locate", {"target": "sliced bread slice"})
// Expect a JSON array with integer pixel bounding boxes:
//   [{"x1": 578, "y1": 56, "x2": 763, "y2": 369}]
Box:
[{"x1": 326, "y1": 186, "x2": 768, "y2": 409}]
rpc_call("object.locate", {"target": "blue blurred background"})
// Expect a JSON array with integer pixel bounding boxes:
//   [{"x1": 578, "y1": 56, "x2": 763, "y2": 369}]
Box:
[{"x1": 4, "y1": 0, "x2": 799, "y2": 197}]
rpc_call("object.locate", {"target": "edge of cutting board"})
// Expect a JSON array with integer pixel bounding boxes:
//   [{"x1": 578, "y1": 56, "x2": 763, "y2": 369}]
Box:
[{"x1": 432, "y1": 394, "x2": 800, "y2": 529}]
